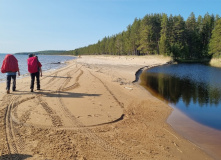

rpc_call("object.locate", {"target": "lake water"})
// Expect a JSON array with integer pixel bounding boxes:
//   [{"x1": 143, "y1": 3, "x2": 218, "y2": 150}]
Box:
[
  {"x1": 140, "y1": 63, "x2": 221, "y2": 130},
  {"x1": 140, "y1": 63, "x2": 221, "y2": 159},
  {"x1": 0, "y1": 54, "x2": 76, "y2": 81}
]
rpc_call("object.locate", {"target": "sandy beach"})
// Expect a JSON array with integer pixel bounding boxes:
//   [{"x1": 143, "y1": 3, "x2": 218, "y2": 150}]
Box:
[{"x1": 0, "y1": 55, "x2": 213, "y2": 160}]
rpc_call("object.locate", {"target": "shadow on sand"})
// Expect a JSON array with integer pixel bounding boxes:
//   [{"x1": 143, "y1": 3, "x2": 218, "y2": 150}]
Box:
[
  {"x1": 36, "y1": 91, "x2": 101, "y2": 98},
  {"x1": 0, "y1": 154, "x2": 32, "y2": 160},
  {"x1": 11, "y1": 90, "x2": 101, "y2": 98}
]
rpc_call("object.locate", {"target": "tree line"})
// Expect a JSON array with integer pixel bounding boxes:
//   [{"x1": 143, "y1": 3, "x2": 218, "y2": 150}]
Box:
[
  {"x1": 15, "y1": 50, "x2": 66, "y2": 55},
  {"x1": 65, "y1": 12, "x2": 221, "y2": 60}
]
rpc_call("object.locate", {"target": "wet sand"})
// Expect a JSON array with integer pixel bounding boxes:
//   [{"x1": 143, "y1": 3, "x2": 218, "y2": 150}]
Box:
[
  {"x1": 0, "y1": 55, "x2": 214, "y2": 159},
  {"x1": 167, "y1": 105, "x2": 221, "y2": 160}
]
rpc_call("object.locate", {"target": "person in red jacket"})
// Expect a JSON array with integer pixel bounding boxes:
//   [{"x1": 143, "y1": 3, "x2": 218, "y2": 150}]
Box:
[
  {"x1": 27, "y1": 54, "x2": 42, "y2": 92},
  {"x1": 1, "y1": 54, "x2": 20, "y2": 94}
]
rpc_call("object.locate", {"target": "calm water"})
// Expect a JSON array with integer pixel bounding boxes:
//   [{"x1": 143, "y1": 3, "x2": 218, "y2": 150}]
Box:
[
  {"x1": 0, "y1": 54, "x2": 76, "y2": 81},
  {"x1": 140, "y1": 63, "x2": 221, "y2": 130}
]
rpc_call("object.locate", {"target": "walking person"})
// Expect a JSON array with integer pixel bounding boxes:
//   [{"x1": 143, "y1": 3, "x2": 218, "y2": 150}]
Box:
[
  {"x1": 1, "y1": 54, "x2": 20, "y2": 94},
  {"x1": 27, "y1": 54, "x2": 42, "y2": 92}
]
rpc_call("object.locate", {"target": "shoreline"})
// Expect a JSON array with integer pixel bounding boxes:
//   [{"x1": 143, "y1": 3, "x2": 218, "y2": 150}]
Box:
[
  {"x1": 0, "y1": 54, "x2": 76, "y2": 79},
  {"x1": 139, "y1": 60, "x2": 221, "y2": 159},
  {"x1": 167, "y1": 105, "x2": 221, "y2": 160},
  {"x1": 0, "y1": 55, "x2": 214, "y2": 159},
  {"x1": 0, "y1": 56, "x2": 76, "y2": 82}
]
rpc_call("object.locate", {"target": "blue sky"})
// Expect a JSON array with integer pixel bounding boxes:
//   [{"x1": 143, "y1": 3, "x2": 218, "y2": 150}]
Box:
[{"x1": 0, "y1": 0, "x2": 220, "y2": 53}]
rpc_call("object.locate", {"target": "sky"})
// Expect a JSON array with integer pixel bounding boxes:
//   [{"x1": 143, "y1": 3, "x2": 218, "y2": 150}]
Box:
[{"x1": 0, "y1": 0, "x2": 220, "y2": 53}]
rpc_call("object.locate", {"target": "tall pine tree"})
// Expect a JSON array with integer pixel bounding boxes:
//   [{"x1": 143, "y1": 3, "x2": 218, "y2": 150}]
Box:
[
  {"x1": 209, "y1": 18, "x2": 221, "y2": 57},
  {"x1": 159, "y1": 14, "x2": 169, "y2": 55}
]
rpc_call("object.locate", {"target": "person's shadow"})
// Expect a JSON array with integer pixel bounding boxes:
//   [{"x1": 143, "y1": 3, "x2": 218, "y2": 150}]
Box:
[{"x1": 0, "y1": 154, "x2": 32, "y2": 160}]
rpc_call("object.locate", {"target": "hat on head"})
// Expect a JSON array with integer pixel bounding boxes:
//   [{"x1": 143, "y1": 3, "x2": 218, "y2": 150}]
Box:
[{"x1": 29, "y1": 54, "x2": 34, "y2": 58}]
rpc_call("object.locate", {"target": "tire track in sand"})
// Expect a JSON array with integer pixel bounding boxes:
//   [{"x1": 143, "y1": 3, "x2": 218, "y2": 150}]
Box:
[
  {"x1": 37, "y1": 96, "x2": 63, "y2": 127},
  {"x1": 11, "y1": 65, "x2": 78, "y2": 128},
  {"x1": 0, "y1": 63, "x2": 82, "y2": 159},
  {"x1": 10, "y1": 64, "x2": 81, "y2": 129},
  {"x1": 0, "y1": 95, "x2": 25, "y2": 160},
  {"x1": 2, "y1": 63, "x2": 131, "y2": 159},
  {"x1": 54, "y1": 66, "x2": 131, "y2": 160}
]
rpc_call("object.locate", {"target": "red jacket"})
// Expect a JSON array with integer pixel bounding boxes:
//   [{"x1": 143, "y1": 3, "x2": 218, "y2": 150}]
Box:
[
  {"x1": 27, "y1": 57, "x2": 42, "y2": 73},
  {"x1": 1, "y1": 54, "x2": 19, "y2": 73}
]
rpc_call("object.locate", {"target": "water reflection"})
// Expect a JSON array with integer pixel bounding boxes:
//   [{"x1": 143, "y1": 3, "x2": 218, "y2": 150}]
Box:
[
  {"x1": 141, "y1": 72, "x2": 221, "y2": 106},
  {"x1": 140, "y1": 64, "x2": 221, "y2": 130}
]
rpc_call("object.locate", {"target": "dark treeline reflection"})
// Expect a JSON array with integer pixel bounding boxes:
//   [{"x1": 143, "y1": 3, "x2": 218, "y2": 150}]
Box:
[
  {"x1": 140, "y1": 64, "x2": 221, "y2": 130},
  {"x1": 140, "y1": 72, "x2": 221, "y2": 107}
]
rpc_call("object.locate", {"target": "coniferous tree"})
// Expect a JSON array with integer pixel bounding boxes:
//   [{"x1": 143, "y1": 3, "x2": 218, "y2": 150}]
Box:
[
  {"x1": 169, "y1": 15, "x2": 186, "y2": 59},
  {"x1": 66, "y1": 12, "x2": 219, "y2": 61},
  {"x1": 108, "y1": 35, "x2": 116, "y2": 55},
  {"x1": 130, "y1": 18, "x2": 141, "y2": 55},
  {"x1": 200, "y1": 13, "x2": 215, "y2": 57},
  {"x1": 159, "y1": 14, "x2": 169, "y2": 55},
  {"x1": 139, "y1": 16, "x2": 153, "y2": 54},
  {"x1": 139, "y1": 14, "x2": 162, "y2": 55},
  {"x1": 115, "y1": 33, "x2": 124, "y2": 55},
  {"x1": 150, "y1": 14, "x2": 162, "y2": 55},
  {"x1": 105, "y1": 36, "x2": 110, "y2": 54},
  {"x1": 100, "y1": 37, "x2": 107, "y2": 54},
  {"x1": 209, "y1": 18, "x2": 221, "y2": 57},
  {"x1": 185, "y1": 12, "x2": 200, "y2": 59},
  {"x1": 123, "y1": 25, "x2": 132, "y2": 55}
]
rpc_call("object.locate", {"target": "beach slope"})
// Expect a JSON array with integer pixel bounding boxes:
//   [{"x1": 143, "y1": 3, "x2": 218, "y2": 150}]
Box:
[{"x1": 0, "y1": 55, "x2": 212, "y2": 160}]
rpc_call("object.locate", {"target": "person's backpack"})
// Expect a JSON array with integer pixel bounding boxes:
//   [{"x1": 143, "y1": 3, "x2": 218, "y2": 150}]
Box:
[
  {"x1": 27, "y1": 57, "x2": 38, "y2": 73},
  {"x1": 1, "y1": 54, "x2": 19, "y2": 73}
]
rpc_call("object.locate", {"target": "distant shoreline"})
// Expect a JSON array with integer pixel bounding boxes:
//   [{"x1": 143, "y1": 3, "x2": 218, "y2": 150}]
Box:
[{"x1": 0, "y1": 54, "x2": 76, "y2": 82}]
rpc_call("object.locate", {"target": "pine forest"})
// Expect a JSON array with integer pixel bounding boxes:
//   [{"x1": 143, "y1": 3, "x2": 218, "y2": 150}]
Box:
[{"x1": 65, "y1": 12, "x2": 221, "y2": 61}]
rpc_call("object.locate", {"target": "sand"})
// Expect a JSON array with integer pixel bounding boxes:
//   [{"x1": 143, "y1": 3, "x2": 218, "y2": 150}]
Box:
[
  {"x1": 210, "y1": 58, "x2": 221, "y2": 68},
  {"x1": 0, "y1": 55, "x2": 214, "y2": 160}
]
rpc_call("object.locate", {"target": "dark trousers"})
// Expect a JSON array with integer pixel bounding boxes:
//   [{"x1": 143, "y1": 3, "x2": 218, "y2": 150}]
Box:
[
  {"x1": 6, "y1": 75, "x2": 16, "y2": 91},
  {"x1": 30, "y1": 72, "x2": 40, "y2": 89}
]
